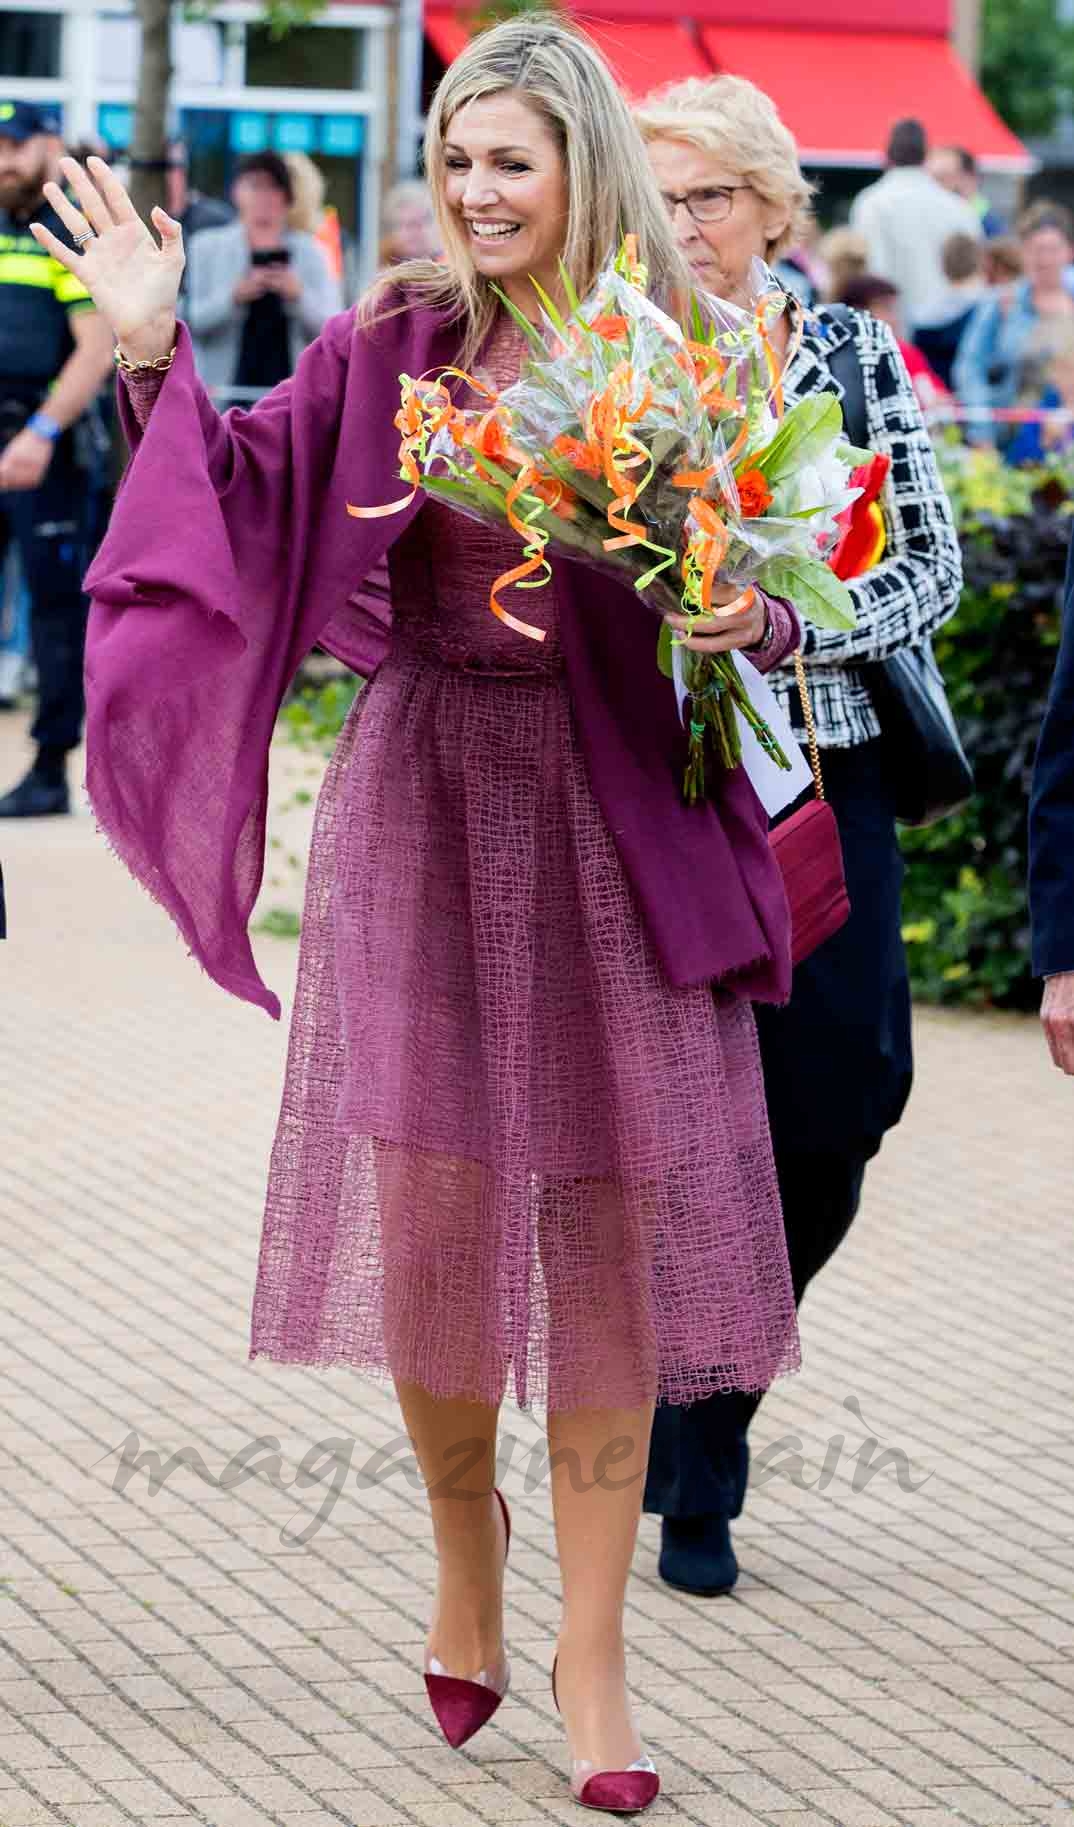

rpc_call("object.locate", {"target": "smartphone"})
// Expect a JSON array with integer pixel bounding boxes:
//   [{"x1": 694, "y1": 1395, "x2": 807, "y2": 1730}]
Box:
[{"x1": 251, "y1": 248, "x2": 290, "y2": 267}]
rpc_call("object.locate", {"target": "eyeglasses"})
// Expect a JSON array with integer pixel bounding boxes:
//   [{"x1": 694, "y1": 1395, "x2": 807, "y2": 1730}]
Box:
[{"x1": 660, "y1": 184, "x2": 752, "y2": 226}]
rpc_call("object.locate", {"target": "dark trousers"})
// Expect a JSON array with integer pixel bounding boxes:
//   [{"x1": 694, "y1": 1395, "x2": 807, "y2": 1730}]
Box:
[
  {"x1": 644, "y1": 740, "x2": 913, "y2": 1521},
  {"x1": 0, "y1": 434, "x2": 94, "y2": 756}
]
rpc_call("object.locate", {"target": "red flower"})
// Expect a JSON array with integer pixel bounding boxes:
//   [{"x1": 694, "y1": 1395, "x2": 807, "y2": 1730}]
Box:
[
  {"x1": 736, "y1": 467, "x2": 773, "y2": 519},
  {"x1": 829, "y1": 454, "x2": 891, "y2": 580}
]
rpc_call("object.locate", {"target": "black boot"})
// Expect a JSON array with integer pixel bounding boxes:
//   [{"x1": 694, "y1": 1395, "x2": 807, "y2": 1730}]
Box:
[
  {"x1": 658, "y1": 1514, "x2": 739, "y2": 1596},
  {"x1": 0, "y1": 751, "x2": 70, "y2": 818}
]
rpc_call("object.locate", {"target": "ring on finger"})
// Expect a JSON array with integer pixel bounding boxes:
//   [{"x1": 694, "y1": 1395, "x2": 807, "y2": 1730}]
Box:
[
  {"x1": 72, "y1": 228, "x2": 95, "y2": 249},
  {"x1": 44, "y1": 181, "x2": 102, "y2": 245}
]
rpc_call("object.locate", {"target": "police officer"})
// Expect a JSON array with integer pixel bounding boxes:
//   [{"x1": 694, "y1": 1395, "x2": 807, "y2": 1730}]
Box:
[{"x1": 0, "y1": 101, "x2": 113, "y2": 817}]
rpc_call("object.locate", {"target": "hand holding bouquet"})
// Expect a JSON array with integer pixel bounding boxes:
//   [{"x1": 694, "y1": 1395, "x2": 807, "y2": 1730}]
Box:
[{"x1": 353, "y1": 240, "x2": 867, "y2": 802}]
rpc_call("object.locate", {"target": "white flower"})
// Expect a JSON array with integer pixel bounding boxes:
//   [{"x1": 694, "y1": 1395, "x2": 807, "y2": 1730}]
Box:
[{"x1": 791, "y1": 444, "x2": 861, "y2": 540}]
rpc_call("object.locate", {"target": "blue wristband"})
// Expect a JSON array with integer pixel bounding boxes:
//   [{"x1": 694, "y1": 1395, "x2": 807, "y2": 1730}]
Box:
[{"x1": 26, "y1": 411, "x2": 62, "y2": 443}]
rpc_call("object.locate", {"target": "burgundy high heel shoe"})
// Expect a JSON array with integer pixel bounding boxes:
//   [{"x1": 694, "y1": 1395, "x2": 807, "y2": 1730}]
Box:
[
  {"x1": 552, "y1": 1654, "x2": 661, "y2": 1814},
  {"x1": 423, "y1": 1487, "x2": 511, "y2": 1749}
]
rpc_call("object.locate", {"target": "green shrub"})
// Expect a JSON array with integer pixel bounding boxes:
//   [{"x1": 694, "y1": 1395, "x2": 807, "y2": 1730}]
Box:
[
  {"x1": 900, "y1": 448, "x2": 1071, "y2": 1008},
  {"x1": 281, "y1": 672, "x2": 362, "y2": 750}
]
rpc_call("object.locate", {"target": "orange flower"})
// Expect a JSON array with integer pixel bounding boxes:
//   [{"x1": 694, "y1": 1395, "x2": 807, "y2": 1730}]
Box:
[
  {"x1": 529, "y1": 471, "x2": 578, "y2": 520},
  {"x1": 552, "y1": 433, "x2": 603, "y2": 479},
  {"x1": 472, "y1": 414, "x2": 511, "y2": 462},
  {"x1": 457, "y1": 411, "x2": 520, "y2": 474},
  {"x1": 587, "y1": 314, "x2": 629, "y2": 342},
  {"x1": 735, "y1": 467, "x2": 773, "y2": 519}
]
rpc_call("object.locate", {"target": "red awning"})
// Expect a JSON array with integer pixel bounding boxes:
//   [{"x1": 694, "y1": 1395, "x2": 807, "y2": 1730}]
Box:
[
  {"x1": 424, "y1": 12, "x2": 1031, "y2": 173},
  {"x1": 424, "y1": 10, "x2": 469, "y2": 66},
  {"x1": 575, "y1": 20, "x2": 711, "y2": 96},
  {"x1": 425, "y1": 13, "x2": 710, "y2": 96},
  {"x1": 700, "y1": 26, "x2": 1033, "y2": 172}
]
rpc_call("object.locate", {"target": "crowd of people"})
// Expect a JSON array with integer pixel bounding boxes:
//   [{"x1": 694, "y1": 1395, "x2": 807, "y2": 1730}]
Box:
[
  {"x1": 773, "y1": 118, "x2": 1074, "y2": 452},
  {"x1": 13, "y1": 13, "x2": 1069, "y2": 1816}
]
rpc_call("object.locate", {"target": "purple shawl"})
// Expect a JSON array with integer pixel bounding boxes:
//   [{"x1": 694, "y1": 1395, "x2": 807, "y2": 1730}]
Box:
[{"x1": 83, "y1": 305, "x2": 791, "y2": 1020}]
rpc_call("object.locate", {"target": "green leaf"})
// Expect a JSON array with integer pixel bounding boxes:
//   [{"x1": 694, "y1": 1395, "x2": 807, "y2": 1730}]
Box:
[
  {"x1": 558, "y1": 258, "x2": 582, "y2": 316},
  {"x1": 751, "y1": 394, "x2": 846, "y2": 483},
  {"x1": 528, "y1": 275, "x2": 569, "y2": 339},
  {"x1": 489, "y1": 284, "x2": 547, "y2": 354},
  {"x1": 423, "y1": 473, "x2": 510, "y2": 519},
  {"x1": 758, "y1": 555, "x2": 857, "y2": 630}
]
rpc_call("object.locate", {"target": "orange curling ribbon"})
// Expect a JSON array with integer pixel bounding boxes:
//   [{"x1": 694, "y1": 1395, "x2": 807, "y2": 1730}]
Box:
[
  {"x1": 683, "y1": 338, "x2": 731, "y2": 412},
  {"x1": 754, "y1": 299, "x2": 784, "y2": 417},
  {"x1": 684, "y1": 496, "x2": 731, "y2": 613},
  {"x1": 489, "y1": 460, "x2": 552, "y2": 642},
  {"x1": 584, "y1": 366, "x2": 656, "y2": 549},
  {"x1": 752, "y1": 289, "x2": 805, "y2": 419},
  {"x1": 672, "y1": 465, "x2": 718, "y2": 492},
  {"x1": 347, "y1": 366, "x2": 496, "y2": 521}
]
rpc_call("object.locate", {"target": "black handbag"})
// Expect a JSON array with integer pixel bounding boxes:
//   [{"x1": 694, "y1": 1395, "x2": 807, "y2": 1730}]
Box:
[
  {"x1": 823, "y1": 306, "x2": 975, "y2": 827},
  {"x1": 861, "y1": 639, "x2": 974, "y2": 827}
]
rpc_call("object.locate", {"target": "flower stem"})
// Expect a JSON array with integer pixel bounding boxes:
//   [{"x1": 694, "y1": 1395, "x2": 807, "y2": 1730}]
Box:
[{"x1": 681, "y1": 652, "x2": 791, "y2": 803}]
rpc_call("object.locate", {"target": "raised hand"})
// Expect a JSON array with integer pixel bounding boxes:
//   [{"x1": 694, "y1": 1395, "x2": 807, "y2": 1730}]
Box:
[{"x1": 29, "y1": 156, "x2": 183, "y2": 361}]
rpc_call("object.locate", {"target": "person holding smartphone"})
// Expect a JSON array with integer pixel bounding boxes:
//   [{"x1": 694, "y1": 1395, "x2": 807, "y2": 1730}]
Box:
[{"x1": 186, "y1": 150, "x2": 341, "y2": 395}]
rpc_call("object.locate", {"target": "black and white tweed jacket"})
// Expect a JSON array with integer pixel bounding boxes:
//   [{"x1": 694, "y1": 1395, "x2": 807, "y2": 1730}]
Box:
[{"x1": 771, "y1": 305, "x2": 963, "y2": 750}]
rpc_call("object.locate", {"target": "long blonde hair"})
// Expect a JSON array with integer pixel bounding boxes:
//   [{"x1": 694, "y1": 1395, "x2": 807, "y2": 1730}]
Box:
[{"x1": 362, "y1": 13, "x2": 692, "y2": 365}]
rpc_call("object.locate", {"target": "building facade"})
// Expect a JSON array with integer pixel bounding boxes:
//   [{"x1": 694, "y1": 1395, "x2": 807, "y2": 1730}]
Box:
[{"x1": 0, "y1": 0, "x2": 392, "y2": 290}]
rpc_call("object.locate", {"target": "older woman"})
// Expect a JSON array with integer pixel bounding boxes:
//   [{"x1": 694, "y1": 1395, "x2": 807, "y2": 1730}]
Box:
[
  {"x1": 636, "y1": 73, "x2": 963, "y2": 1597},
  {"x1": 378, "y1": 177, "x2": 442, "y2": 268}
]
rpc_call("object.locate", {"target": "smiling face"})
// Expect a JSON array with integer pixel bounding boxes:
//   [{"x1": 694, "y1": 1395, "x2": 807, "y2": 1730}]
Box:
[
  {"x1": 645, "y1": 137, "x2": 789, "y2": 307},
  {"x1": 440, "y1": 90, "x2": 569, "y2": 312}
]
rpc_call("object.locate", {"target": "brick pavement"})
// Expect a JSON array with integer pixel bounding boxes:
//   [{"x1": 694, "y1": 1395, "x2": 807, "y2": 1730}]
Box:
[{"x1": 1, "y1": 708, "x2": 1073, "y2": 1827}]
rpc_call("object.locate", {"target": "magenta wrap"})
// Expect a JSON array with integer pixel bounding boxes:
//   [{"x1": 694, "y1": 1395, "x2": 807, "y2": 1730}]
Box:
[
  {"x1": 85, "y1": 304, "x2": 795, "y2": 1021},
  {"x1": 86, "y1": 305, "x2": 803, "y2": 1411}
]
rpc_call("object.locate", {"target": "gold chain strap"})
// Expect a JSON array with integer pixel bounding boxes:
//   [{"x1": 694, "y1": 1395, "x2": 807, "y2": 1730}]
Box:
[{"x1": 793, "y1": 650, "x2": 825, "y2": 801}]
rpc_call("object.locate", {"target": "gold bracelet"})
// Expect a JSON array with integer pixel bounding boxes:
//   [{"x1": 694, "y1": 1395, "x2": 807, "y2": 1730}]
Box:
[{"x1": 113, "y1": 343, "x2": 177, "y2": 375}]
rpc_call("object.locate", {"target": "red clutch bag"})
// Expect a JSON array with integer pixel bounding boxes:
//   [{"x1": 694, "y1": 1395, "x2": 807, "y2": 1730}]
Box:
[{"x1": 768, "y1": 654, "x2": 851, "y2": 966}]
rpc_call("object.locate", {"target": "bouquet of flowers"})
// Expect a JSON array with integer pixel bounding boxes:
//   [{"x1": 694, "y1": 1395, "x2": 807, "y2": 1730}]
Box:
[{"x1": 353, "y1": 239, "x2": 867, "y2": 803}]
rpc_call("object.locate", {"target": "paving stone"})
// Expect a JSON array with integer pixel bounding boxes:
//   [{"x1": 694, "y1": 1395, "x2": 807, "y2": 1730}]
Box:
[{"x1": 2, "y1": 710, "x2": 1073, "y2": 1827}]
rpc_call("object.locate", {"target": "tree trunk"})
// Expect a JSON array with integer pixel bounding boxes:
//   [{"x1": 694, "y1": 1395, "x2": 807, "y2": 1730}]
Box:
[{"x1": 129, "y1": 0, "x2": 173, "y2": 227}]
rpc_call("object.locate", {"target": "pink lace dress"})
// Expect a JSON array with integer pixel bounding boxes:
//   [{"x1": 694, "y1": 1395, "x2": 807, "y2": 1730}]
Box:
[{"x1": 239, "y1": 320, "x2": 800, "y2": 1414}]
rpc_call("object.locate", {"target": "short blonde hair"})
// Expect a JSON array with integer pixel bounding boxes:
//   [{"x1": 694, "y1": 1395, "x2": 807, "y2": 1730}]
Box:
[
  {"x1": 634, "y1": 74, "x2": 815, "y2": 261},
  {"x1": 378, "y1": 179, "x2": 437, "y2": 266},
  {"x1": 382, "y1": 179, "x2": 434, "y2": 233}
]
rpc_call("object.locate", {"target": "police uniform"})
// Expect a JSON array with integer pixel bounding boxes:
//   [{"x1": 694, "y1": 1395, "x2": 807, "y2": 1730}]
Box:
[{"x1": 0, "y1": 101, "x2": 103, "y2": 817}]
